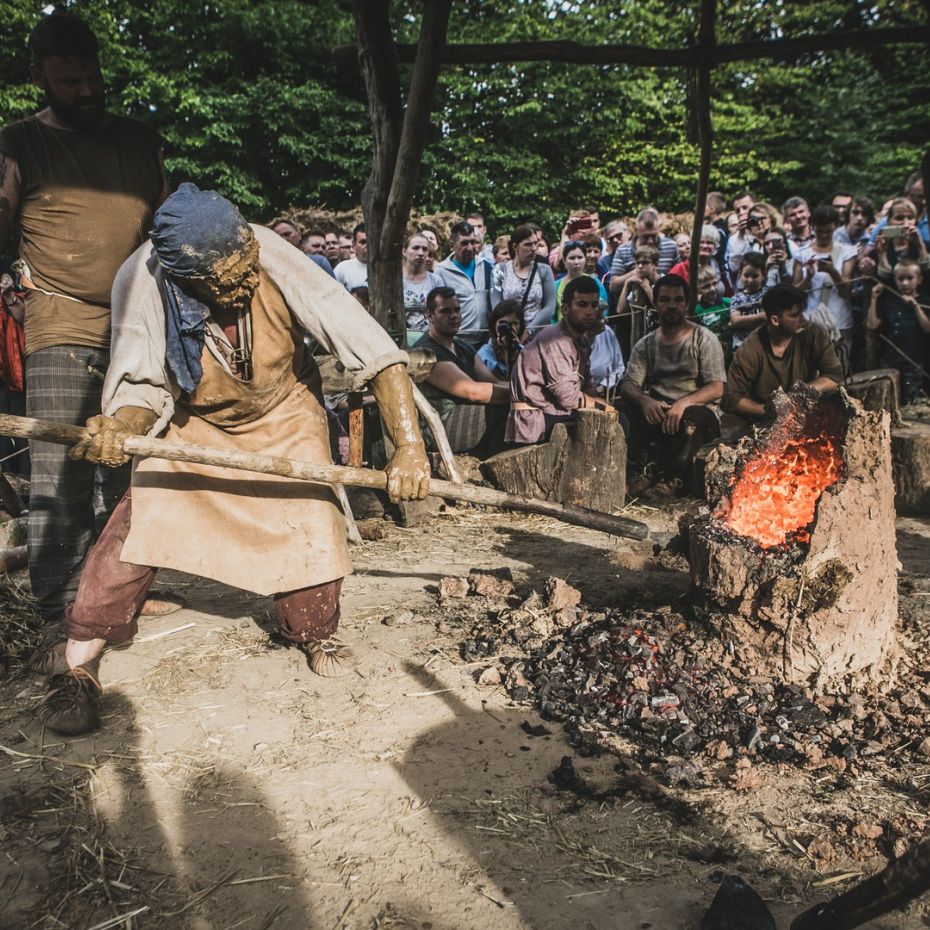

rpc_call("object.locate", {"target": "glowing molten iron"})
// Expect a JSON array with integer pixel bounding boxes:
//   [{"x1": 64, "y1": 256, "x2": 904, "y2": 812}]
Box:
[{"x1": 716, "y1": 432, "x2": 844, "y2": 548}]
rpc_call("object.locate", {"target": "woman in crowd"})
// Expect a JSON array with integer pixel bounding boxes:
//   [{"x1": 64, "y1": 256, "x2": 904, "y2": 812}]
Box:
[
  {"x1": 668, "y1": 226, "x2": 727, "y2": 299},
  {"x1": 492, "y1": 235, "x2": 511, "y2": 264},
  {"x1": 761, "y1": 225, "x2": 795, "y2": 286},
  {"x1": 417, "y1": 226, "x2": 440, "y2": 271},
  {"x1": 491, "y1": 223, "x2": 557, "y2": 333},
  {"x1": 555, "y1": 240, "x2": 608, "y2": 313},
  {"x1": 402, "y1": 232, "x2": 445, "y2": 345},
  {"x1": 874, "y1": 198, "x2": 930, "y2": 274}
]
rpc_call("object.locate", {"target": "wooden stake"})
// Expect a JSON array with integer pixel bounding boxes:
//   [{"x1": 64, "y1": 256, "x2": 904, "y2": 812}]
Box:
[{"x1": 0, "y1": 414, "x2": 649, "y2": 541}]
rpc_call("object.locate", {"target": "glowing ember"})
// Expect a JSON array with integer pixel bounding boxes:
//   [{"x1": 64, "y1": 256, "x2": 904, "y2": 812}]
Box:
[{"x1": 716, "y1": 433, "x2": 844, "y2": 548}]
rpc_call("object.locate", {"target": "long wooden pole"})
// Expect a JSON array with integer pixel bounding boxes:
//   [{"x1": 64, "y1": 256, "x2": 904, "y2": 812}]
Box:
[
  {"x1": 687, "y1": 0, "x2": 715, "y2": 314},
  {"x1": 0, "y1": 414, "x2": 649, "y2": 541}
]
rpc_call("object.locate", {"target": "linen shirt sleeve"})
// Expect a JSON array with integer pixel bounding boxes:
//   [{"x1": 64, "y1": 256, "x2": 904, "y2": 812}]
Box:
[
  {"x1": 255, "y1": 226, "x2": 408, "y2": 390},
  {"x1": 697, "y1": 326, "x2": 727, "y2": 384},
  {"x1": 622, "y1": 337, "x2": 649, "y2": 389},
  {"x1": 102, "y1": 244, "x2": 178, "y2": 436},
  {"x1": 722, "y1": 338, "x2": 760, "y2": 413}
]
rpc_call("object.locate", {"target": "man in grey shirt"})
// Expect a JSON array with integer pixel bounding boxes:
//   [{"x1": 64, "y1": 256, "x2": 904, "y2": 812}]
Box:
[
  {"x1": 621, "y1": 275, "x2": 726, "y2": 490},
  {"x1": 437, "y1": 221, "x2": 494, "y2": 346}
]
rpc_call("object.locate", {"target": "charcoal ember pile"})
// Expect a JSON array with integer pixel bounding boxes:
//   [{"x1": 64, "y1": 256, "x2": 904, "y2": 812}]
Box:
[{"x1": 439, "y1": 571, "x2": 930, "y2": 785}]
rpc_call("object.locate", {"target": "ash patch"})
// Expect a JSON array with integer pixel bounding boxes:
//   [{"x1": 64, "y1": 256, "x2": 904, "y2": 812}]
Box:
[{"x1": 437, "y1": 573, "x2": 930, "y2": 786}]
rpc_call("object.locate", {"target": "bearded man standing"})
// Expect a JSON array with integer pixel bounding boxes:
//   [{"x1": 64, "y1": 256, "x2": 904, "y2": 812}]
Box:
[
  {"x1": 0, "y1": 13, "x2": 169, "y2": 636},
  {"x1": 39, "y1": 183, "x2": 431, "y2": 736}
]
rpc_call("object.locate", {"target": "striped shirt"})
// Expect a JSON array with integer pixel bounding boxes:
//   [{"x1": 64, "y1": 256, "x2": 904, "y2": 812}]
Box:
[{"x1": 609, "y1": 235, "x2": 679, "y2": 278}]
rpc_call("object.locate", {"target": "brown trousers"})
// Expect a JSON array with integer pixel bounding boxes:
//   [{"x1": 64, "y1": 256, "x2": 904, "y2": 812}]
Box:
[{"x1": 64, "y1": 491, "x2": 343, "y2": 645}]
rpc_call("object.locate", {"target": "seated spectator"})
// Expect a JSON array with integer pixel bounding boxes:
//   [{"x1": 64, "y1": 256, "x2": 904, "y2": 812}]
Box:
[
  {"x1": 874, "y1": 198, "x2": 930, "y2": 274},
  {"x1": 867, "y1": 260, "x2": 930, "y2": 405},
  {"x1": 620, "y1": 275, "x2": 725, "y2": 490},
  {"x1": 555, "y1": 241, "x2": 608, "y2": 311},
  {"x1": 729, "y1": 253, "x2": 769, "y2": 351},
  {"x1": 491, "y1": 224, "x2": 556, "y2": 335},
  {"x1": 794, "y1": 205, "x2": 858, "y2": 373},
  {"x1": 492, "y1": 235, "x2": 511, "y2": 264},
  {"x1": 695, "y1": 265, "x2": 731, "y2": 357},
  {"x1": 478, "y1": 299, "x2": 526, "y2": 379},
  {"x1": 617, "y1": 245, "x2": 659, "y2": 352},
  {"x1": 723, "y1": 284, "x2": 843, "y2": 425},
  {"x1": 415, "y1": 287, "x2": 509, "y2": 457},
  {"x1": 334, "y1": 223, "x2": 368, "y2": 291},
  {"x1": 438, "y1": 221, "x2": 495, "y2": 347},
  {"x1": 402, "y1": 232, "x2": 445, "y2": 344},
  {"x1": 608, "y1": 208, "x2": 679, "y2": 292},
  {"x1": 507, "y1": 277, "x2": 616, "y2": 445},
  {"x1": 669, "y1": 225, "x2": 726, "y2": 300}
]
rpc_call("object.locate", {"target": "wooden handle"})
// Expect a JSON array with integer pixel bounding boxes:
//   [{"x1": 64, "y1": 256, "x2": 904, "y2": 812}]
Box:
[{"x1": 0, "y1": 413, "x2": 649, "y2": 541}]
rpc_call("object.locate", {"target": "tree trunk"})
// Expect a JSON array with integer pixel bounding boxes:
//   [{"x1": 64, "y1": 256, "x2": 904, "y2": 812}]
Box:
[{"x1": 352, "y1": 0, "x2": 451, "y2": 340}]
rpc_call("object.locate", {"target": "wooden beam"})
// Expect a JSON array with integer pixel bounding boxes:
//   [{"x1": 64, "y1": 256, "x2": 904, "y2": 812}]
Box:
[{"x1": 334, "y1": 26, "x2": 921, "y2": 71}]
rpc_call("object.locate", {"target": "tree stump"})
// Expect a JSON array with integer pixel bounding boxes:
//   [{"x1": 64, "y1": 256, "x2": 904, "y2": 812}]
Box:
[
  {"x1": 689, "y1": 389, "x2": 897, "y2": 690},
  {"x1": 892, "y1": 420, "x2": 930, "y2": 515},
  {"x1": 481, "y1": 410, "x2": 627, "y2": 513},
  {"x1": 845, "y1": 368, "x2": 901, "y2": 425}
]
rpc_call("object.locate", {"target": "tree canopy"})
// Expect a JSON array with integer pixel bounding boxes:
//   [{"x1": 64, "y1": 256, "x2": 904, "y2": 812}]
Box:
[{"x1": 1, "y1": 0, "x2": 926, "y2": 234}]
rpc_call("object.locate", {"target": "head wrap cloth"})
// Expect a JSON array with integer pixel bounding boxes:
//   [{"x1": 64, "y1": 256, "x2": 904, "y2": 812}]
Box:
[{"x1": 150, "y1": 182, "x2": 252, "y2": 393}]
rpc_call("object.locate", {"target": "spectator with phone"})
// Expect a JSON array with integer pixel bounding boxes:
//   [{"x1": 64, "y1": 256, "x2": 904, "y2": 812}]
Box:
[
  {"x1": 491, "y1": 223, "x2": 557, "y2": 334},
  {"x1": 866, "y1": 259, "x2": 930, "y2": 405},
  {"x1": 761, "y1": 226, "x2": 795, "y2": 286},
  {"x1": 793, "y1": 205, "x2": 858, "y2": 374},
  {"x1": 478, "y1": 299, "x2": 526, "y2": 379},
  {"x1": 866, "y1": 171, "x2": 928, "y2": 249},
  {"x1": 874, "y1": 198, "x2": 930, "y2": 276}
]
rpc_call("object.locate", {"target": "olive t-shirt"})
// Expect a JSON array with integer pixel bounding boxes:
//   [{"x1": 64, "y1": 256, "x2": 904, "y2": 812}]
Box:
[{"x1": 0, "y1": 114, "x2": 163, "y2": 355}]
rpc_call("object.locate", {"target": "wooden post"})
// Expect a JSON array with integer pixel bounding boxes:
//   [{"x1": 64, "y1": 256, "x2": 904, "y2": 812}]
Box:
[
  {"x1": 687, "y1": 0, "x2": 715, "y2": 314},
  {"x1": 352, "y1": 0, "x2": 452, "y2": 340}
]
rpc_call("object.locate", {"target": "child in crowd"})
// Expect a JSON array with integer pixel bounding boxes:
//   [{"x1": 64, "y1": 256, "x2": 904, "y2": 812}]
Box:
[
  {"x1": 695, "y1": 265, "x2": 732, "y2": 357},
  {"x1": 762, "y1": 226, "x2": 795, "y2": 286},
  {"x1": 866, "y1": 259, "x2": 930, "y2": 404},
  {"x1": 478, "y1": 299, "x2": 526, "y2": 379},
  {"x1": 617, "y1": 244, "x2": 659, "y2": 353},
  {"x1": 729, "y1": 252, "x2": 768, "y2": 351}
]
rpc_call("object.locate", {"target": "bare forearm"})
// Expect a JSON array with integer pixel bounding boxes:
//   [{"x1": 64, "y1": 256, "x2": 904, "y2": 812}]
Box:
[
  {"x1": 733, "y1": 397, "x2": 766, "y2": 420},
  {"x1": 808, "y1": 375, "x2": 840, "y2": 393}
]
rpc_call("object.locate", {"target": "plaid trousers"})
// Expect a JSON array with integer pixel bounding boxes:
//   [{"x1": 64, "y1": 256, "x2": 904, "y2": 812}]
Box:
[{"x1": 25, "y1": 346, "x2": 130, "y2": 620}]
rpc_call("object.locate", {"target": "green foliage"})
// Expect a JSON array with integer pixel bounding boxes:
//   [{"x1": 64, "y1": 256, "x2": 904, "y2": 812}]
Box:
[{"x1": 1, "y1": 0, "x2": 926, "y2": 234}]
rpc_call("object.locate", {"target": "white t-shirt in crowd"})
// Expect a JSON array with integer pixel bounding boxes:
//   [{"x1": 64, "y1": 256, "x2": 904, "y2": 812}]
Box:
[{"x1": 334, "y1": 257, "x2": 368, "y2": 292}]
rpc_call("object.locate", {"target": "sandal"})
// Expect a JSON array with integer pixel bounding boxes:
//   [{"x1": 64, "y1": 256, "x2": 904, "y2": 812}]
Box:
[{"x1": 40, "y1": 664, "x2": 102, "y2": 735}]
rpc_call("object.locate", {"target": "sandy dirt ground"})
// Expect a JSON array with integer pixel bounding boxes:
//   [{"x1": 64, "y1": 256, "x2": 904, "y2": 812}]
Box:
[{"x1": 2, "y1": 503, "x2": 930, "y2": 930}]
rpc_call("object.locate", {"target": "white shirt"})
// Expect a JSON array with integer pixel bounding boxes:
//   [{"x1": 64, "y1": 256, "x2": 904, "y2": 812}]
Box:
[{"x1": 334, "y1": 257, "x2": 368, "y2": 292}]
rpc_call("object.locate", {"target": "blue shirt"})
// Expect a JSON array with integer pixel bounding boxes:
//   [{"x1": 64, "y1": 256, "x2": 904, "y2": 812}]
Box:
[
  {"x1": 452, "y1": 257, "x2": 477, "y2": 282},
  {"x1": 868, "y1": 214, "x2": 930, "y2": 247}
]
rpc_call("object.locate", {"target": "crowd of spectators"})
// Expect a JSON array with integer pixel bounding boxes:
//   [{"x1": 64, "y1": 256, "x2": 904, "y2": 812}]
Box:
[{"x1": 258, "y1": 170, "x2": 929, "y2": 492}]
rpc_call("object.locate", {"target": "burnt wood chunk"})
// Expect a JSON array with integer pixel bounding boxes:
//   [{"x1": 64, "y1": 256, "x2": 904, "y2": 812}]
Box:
[
  {"x1": 845, "y1": 368, "x2": 901, "y2": 424},
  {"x1": 481, "y1": 410, "x2": 627, "y2": 513}
]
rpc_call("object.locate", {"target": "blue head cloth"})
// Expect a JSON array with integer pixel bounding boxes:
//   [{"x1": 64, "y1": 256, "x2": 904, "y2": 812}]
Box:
[{"x1": 150, "y1": 182, "x2": 253, "y2": 393}]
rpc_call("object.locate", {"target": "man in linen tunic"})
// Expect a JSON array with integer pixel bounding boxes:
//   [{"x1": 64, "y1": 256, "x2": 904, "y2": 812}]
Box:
[{"x1": 40, "y1": 186, "x2": 430, "y2": 735}]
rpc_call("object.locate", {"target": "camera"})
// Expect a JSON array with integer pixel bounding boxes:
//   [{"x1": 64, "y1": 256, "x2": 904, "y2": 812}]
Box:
[
  {"x1": 747, "y1": 215, "x2": 764, "y2": 229},
  {"x1": 569, "y1": 217, "x2": 593, "y2": 233}
]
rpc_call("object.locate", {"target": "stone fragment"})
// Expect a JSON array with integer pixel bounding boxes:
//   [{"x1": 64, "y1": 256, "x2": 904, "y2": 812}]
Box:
[
  {"x1": 439, "y1": 576, "x2": 469, "y2": 600},
  {"x1": 477, "y1": 666, "x2": 502, "y2": 686},
  {"x1": 544, "y1": 577, "x2": 581, "y2": 612},
  {"x1": 852, "y1": 821, "x2": 883, "y2": 840},
  {"x1": 468, "y1": 567, "x2": 515, "y2": 598}
]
